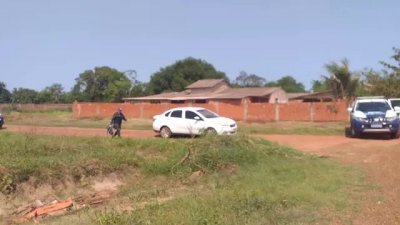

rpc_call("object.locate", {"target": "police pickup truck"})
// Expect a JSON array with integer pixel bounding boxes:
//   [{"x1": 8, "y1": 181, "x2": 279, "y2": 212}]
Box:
[{"x1": 347, "y1": 97, "x2": 400, "y2": 138}]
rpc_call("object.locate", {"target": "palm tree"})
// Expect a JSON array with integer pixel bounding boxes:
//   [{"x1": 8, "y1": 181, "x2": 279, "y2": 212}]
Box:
[{"x1": 323, "y1": 59, "x2": 359, "y2": 99}]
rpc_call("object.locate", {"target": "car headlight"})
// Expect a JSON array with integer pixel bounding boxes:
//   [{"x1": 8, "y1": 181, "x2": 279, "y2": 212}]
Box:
[
  {"x1": 354, "y1": 116, "x2": 367, "y2": 122},
  {"x1": 386, "y1": 116, "x2": 397, "y2": 122}
]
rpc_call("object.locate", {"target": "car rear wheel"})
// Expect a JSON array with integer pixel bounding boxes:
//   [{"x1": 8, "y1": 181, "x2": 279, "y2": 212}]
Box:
[
  {"x1": 205, "y1": 127, "x2": 217, "y2": 136},
  {"x1": 160, "y1": 126, "x2": 172, "y2": 139}
]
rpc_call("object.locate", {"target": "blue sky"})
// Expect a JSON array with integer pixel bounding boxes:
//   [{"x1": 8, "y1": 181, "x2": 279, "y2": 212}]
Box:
[{"x1": 0, "y1": 0, "x2": 398, "y2": 91}]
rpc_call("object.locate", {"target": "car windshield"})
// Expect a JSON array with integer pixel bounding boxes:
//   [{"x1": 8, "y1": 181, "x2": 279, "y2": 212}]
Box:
[
  {"x1": 197, "y1": 109, "x2": 218, "y2": 118},
  {"x1": 390, "y1": 100, "x2": 400, "y2": 107},
  {"x1": 356, "y1": 102, "x2": 391, "y2": 112}
]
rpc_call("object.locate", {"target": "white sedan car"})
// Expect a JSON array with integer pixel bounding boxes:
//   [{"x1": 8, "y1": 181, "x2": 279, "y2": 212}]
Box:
[{"x1": 153, "y1": 107, "x2": 237, "y2": 138}]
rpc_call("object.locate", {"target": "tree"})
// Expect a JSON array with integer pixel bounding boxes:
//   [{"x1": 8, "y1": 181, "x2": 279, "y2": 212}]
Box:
[
  {"x1": 147, "y1": 57, "x2": 227, "y2": 94},
  {"x1": 37, "y1": 83, "x2": 67, "y2": 103},
  {"x1": 0, "y1": 82, "x2": 11, "y2": 103},
  {"x1": 364, "y1": 48, "x2": 400, "y2": 97},
  {"x1": 71, "y1": 66, "x2": 132, "y2": 102},
  {"x1": 266, "y1": 76, "x2": 305, "y2": 93},
  {"x1": 323, "y1": 59, "x2": 359, "y2": 99},
  {"x1": 232, "y1": 71, "x2": 266, "y2": 87},
  {"x1": 311, "y1": 80, "x2": 328, "y2": 92},
  {"x1": 11, "y1": 88, "x2": 39, "y2": 103},
  {"x1": 128, "y1": 83, "x2": 148, "y2": 97},
  {"x1": 380, "y1": 47, "x2": 400, "y2": 76}
]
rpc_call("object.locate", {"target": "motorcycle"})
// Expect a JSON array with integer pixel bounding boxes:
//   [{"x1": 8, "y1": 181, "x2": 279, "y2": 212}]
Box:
[{"x1": 0, "y1": 113, "x2": 4, "y2": 129}]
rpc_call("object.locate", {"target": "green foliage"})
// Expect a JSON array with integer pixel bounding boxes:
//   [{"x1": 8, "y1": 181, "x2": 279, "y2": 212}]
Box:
[
  {"x1": 36, "y1": 83, "x2": 69, "y2": 103},
  {"x1": 311, "y1": 80, "x2": 329, "y2": 92},
  {"x1": 362, "y1": 47, "x2": 400, "y2": 97},
  {"x1": 11, "y1": 87, "x2": 39, "y2": 103},
  {"x1": 266, "y1": 75, "x2": 306, "y2": 93},
  {"x1": 323, "y1": 59, "x2": 359, "y2": 99},
  {"x1": 128, "y1": 83, "x2": 148, "y2": 97},
  {"x1": 147, "y1": 57, "x2": 227, "y2": 94},
  {"x1": 380, "y1": 47, "x2": 400, "y2": 75},
  {"x1": 0, "y1": 82, "x2": 11, "y2": 103},
  {"x1": 71, "y1": 66, "x2": 132, "y2": 102},
  {"x1": 232, "y1": 71, "x2": 266, "y2": 87}
]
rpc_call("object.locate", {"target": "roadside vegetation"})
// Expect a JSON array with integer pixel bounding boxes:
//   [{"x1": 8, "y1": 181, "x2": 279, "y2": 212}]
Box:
[
  {"x1": 0, "y1": 132, "x2": 364, "y2": 224},
  {"x1": 4, "y1": 110, "x2": 345, "y2": 136}
]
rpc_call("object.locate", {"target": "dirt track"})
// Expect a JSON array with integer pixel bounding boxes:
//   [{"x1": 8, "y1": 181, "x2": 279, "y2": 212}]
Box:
[
  {"x1": 4, "y1": 125, "x2": 156, "y2": 138},
  {"x1": 263, "y1": 134, "x2": 400, "y2": 225},
  {"x1": 3, "y1": 125, "x2": 400, "y2": 224}
]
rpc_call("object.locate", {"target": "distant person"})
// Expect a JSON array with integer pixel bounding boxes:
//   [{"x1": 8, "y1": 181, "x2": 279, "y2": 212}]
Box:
[{"x1": 110, "y1": 108, "x2": 127, "y2": 137}]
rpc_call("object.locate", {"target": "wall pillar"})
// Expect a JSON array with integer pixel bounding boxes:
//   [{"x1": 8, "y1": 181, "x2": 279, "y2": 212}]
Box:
[
  {"x1": 274, "y1": 101, "x2": 280, "y2": 121},
  {"x1": 310, "y1": 102, "x2": 315, "y2": 122},
  {"x1": 214, "y1": 100, "x2": 220, "y2": 114},
  {"x1": 140, "y1": 103, "x2": 144, "y2": 119},
  {"x1": 243, "y1": 98, "x2": 248, "y2": 122}
]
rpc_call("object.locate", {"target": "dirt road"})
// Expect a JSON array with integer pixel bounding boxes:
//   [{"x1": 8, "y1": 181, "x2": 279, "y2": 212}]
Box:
[
  {"x1": 263, "y1": 134, "x2": 400, "y2": 225},
  {"x1": 4, "y1": 125, "x2": 156, "y2": 138},
  {"x1": 3, "y1": 125, "x2": 400, "y2": 224}
]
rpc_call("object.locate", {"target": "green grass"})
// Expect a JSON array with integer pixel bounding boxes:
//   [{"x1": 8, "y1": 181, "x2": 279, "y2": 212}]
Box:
[
  {"x1": 5, "y1": 110, "x2": 153, "y2": 130},
  {"x1": 239, "y1": 121, "x2": 347, "y2": 135},
  {"x1": 91, "y1": 137, "x2": 360, "y2": 225},
  {"x1": 0, "y1": 132, "x2": 364, "y2": 224},
  {"x1": 0, "y1": 132, "x2": 143, "y2": 193},
  {"x1": 4, "y1": 110, "x2": 346, "y2": 135}
]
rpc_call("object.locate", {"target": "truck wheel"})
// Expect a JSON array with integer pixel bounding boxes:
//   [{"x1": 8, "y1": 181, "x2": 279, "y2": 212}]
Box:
[
  {"x1": 350, "y1": 127, "x2": 360, "y2": 138},
  {"x1": 390, "y1": 132, "x2": 399, "y2": 139},
  {"x1": 160, "y1": 126, "x2": 172, "y2": 139}
]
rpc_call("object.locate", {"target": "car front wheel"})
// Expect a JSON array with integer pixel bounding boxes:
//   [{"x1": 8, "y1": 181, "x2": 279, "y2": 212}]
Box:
[{"x1": 160, "y1": 126, "x2": 172, "y2": 139}]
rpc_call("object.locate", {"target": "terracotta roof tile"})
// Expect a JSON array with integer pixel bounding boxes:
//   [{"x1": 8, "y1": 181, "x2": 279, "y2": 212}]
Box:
[
  {"x1": 186, "y1": 79, "x2": 225, "y2": 89},
  {"x1": 123, "y1": 87, "x2": 282, "y2": 101}
]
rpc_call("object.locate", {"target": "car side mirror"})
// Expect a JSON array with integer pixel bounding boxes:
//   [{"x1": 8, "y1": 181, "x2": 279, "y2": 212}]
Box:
[
  {"x1": 347, "y1": 107, "x2": 353, "y2": 113},
  {"x1": 394, "y1": 106, "x2": 400, "y2": 112},
  {"x1": 194, "y1": 116, "x2": 201, "y2": 120}
]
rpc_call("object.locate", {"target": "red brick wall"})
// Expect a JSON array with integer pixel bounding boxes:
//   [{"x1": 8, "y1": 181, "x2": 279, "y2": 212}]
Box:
[
  {"x1": 0, "y1": 103, "x2": 71, "y2": 112},
  {"x1": 247, "y1": 103, "x2": 275, "y2": 121},
  {"x1": 313, "y1": 102, "x2": 348, "y2": 121},
  {"x1": 72, "y1": 101, "x2": 350, "y2": 122},
  {"x1": 279, "y1": 102, "x2": 311, "y2": 121}
]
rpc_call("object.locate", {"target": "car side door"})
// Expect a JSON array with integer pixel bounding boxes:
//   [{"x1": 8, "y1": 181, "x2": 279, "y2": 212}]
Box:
[
  {"x1": 184, "y1": 110, "x2": 205, "y2": 135},
  {"x1": 169, "y1": 110, "x2": 185, "y2": 134}
]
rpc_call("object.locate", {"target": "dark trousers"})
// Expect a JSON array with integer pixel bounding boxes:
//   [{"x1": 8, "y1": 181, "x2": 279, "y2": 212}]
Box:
[{"x1": 113, "y1": 124, "x2": 121, "y2": 137}]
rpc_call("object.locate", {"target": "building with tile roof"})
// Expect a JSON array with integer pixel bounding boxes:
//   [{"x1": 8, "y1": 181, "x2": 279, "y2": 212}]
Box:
[{"x1": 123, "y1": 79, "x2": 288, "y2": 104}]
